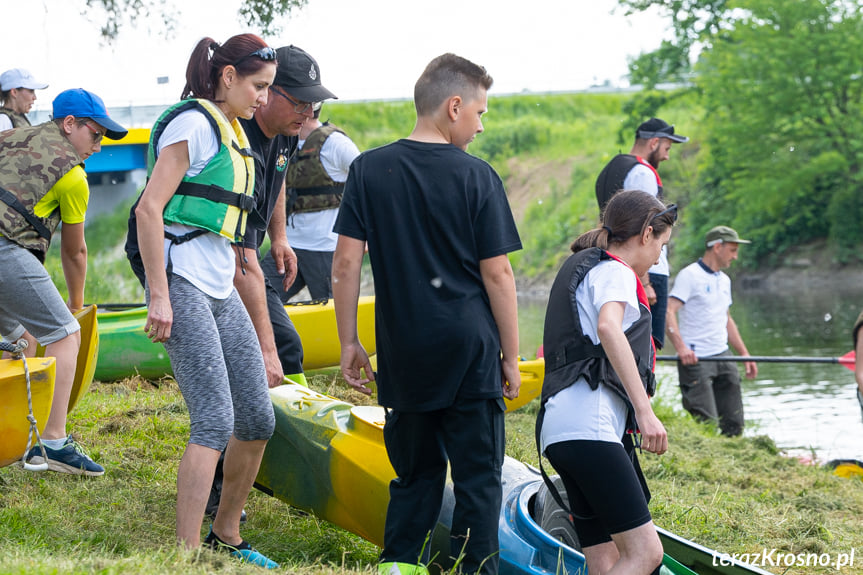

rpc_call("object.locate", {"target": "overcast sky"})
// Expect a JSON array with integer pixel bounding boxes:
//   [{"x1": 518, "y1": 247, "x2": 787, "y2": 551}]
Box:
[{"x1": 4, "y1": 0, "x2": 667, "y2": 118}]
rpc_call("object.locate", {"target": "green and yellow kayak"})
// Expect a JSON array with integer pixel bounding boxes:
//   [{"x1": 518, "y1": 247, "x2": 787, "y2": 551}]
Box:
[
  {"x1": 256, "y1": 378, "x2": 770, "y2": 575},
  {"x1": 94, "y1": 296, "x2": 376, "y2": 381}
]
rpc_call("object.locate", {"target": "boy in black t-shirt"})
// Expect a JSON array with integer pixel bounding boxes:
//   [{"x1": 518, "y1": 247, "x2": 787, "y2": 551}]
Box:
[{"x1": 333, "y1": 53, "x2": 521, "y2": 575}]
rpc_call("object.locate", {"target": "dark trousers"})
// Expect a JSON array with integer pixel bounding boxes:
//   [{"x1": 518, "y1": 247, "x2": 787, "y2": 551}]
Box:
[
  {"x1": 677, "y1": 351, "x2": 744, "y2": 436},
  {"x1": 648, "y1": 272, "x2": 668, "y2": 349},
  {"x1": 382, "y1": 398, "x2": 506, "y2": 574},
  {"x1": 264, "y1": 276, "x2": 304, "y2": 375},
  {"x1": 262, "y1": 248, "x2": 333, "y2": 302}
]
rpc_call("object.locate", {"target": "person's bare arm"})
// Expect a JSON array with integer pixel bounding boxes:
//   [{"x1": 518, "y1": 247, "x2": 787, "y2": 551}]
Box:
[
  {"x1": 666, "y1": 297, "x2": 697, "y2": 365},
  {"x1": 136, "y1": 142, "x2": 189, "y2": 343},
  {"x1": 333, "y1": 235, "x2": 373, "y2": 394},
  {"x1": 640, "y1": 273, "x2": 657, "y2": 306},
  {"x1": 727, "y1": 312, "x2": 757, "y2": 379},
  {"x1": 234, "y1": 246, "x2": 284, "y2": 387},
  {"x1": 59, "y1": 221, "x2": 87, "y2": 313},
  {"x1": 598, "y1": 301, "x2": 667, "y2": 455},
  {"x1": 479, "y1": 254, "x2": 520, "y2": 400}
]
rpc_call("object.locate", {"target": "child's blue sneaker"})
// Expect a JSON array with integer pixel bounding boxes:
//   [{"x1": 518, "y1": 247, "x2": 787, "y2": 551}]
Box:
[
  {"x1": 26, "y1": 435, "x2": 104, "y2": 476},
  {"x1": 204, "y1": 528, "x2": 279, "y2": 569}
]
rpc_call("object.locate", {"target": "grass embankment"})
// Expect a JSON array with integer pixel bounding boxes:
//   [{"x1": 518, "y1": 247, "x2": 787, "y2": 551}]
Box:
[{"x1": 1, "y1": 372, "x2": 861, "y2": 574}]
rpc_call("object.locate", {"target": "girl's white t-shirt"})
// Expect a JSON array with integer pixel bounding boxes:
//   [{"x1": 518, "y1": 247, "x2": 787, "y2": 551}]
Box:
[
  {"x1": 157, "y1": 109, "x2": 236, "y2": 299},
  {"x1": 541, "y1": 258, "x2": 642, "y2": 451}
]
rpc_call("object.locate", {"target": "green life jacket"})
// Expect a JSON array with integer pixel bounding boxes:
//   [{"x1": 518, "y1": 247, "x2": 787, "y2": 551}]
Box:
[
  {"x1": 0, "y1": 121, "x2": 81, "y2": 259},
  {"x1": 288, "y1": 123, "x2": 346, "y2": 214},
  {"x1": 148, "y1": 99, "x2": 255, "y2": 242},
  {"x1": 0, "y1": 108, "x2": 31, "y2": 129}
]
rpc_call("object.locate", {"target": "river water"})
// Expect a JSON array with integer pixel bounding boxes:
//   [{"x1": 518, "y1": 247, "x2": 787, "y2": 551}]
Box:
[{"x1": 516, "y1": 290, "x2": 863, "y2": 464}]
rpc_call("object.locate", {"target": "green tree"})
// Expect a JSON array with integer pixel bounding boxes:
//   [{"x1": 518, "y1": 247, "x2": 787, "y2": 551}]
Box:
[
  {"x1": 619, "y1": 0, "x2": 730, "y2": 87},
  {"x1": 693, "y1": 0, "x2": 863, "y2": 263},
  {"x1": 84, "y1": 0, "x2": 307, "y2": 40},
  {"x1": 622, "y1": 0, "x2": 863, "y2": 264}
]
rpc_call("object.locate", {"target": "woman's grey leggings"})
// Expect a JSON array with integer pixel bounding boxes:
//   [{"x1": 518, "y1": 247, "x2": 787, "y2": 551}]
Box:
[{"x1": 154, "y1": 275, "x2": 275, "y2": 450}]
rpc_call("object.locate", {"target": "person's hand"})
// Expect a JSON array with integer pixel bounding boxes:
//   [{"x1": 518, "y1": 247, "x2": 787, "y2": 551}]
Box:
[
  {"x1": 644, "y1": 283, "x2": 657, "y2": 306},
  {"x1": 340, "y1": 342, "x2": 375, "y2": 395},
  {"x1": 636, "y1": 409, "x2": 668, "y2": 455},
  {"x1": 501, "y1": 357, "x2": 521, "y2": 400},
  {"x1": 263, "y1": 348, "x2": 285, "y2": 388},
  {"x1": 678, "y1": 347, "x2": 698, "y2": 366},
  {"x1": 67, "y1": 302, "x2": 83, "y2": 314},
  {"x1": 744, "y1": 360, "x2": 758, "y2": 379},
  {"x1": 144, "y1": 295, "x2": 173, "y2": 343},
  {"x1": 270, "y1": 239, "x2": 298, "y2": 291}
]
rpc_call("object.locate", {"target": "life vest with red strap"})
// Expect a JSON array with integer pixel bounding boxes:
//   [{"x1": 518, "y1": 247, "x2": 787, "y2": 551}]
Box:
[
  {"x1": 595, "y1": 153, "x2": 663, "y2": 211},
  {"x1": 539, "y1": 246, "x2": 656, "y2": 424}
]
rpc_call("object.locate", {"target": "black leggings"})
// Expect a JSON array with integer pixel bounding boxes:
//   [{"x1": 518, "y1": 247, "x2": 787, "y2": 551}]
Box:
[{"x1": 544, "y1": 439, "x2": 652, "y2": 548}]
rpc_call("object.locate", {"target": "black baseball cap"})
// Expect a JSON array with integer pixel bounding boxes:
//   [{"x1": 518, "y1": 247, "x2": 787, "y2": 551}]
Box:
[
  {"x1": 273, "y1": 45, "x2": 337, "y2": 102},
  {"x1": 636, "y1": 118, "x2": 689, "y2": 143}
]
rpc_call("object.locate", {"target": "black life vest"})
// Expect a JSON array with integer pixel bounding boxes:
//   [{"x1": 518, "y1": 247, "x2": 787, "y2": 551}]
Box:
[
  {"x1": 540, "y1": 247, "x2": 656, "y2": 425},
  {"x1": 595, "y1": 154, "x2": 663, "y2": 212},
  {"x1": 535, "y1": 247, "x2": 656, "y2": 521}
]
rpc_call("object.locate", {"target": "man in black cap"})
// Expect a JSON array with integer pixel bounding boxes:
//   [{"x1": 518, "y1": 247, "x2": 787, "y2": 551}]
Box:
[
  {"x1": 595, "y1": 117, "x2": 689, "y2": 348},
  {"x1": 207, "y1": 45, "x2": 338, "y2": 518}
]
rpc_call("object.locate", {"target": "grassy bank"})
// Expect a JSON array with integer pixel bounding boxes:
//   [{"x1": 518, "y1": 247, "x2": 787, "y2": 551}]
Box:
[{"x1": 1, "y1": 372, "x2": 861, "y2": 574}]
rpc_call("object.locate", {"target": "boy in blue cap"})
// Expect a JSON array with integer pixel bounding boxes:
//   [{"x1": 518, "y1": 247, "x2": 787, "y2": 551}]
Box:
[{"x1": 0, "y1": 88, "x2": 127, "y2": 475}]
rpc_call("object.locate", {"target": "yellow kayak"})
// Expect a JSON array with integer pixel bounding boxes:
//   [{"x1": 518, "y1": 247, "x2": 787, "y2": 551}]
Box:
[
  {"x1": 0, "y1": 357, "x2": 56, "y2": 468},
  {"x1": 2, "y1": 305, "x2": 98, "y2": 415},
  {"x1": 95, "y1": 296, "x2": 376, "y2": 381},
  {"x1": 36, "y1": 305, "x2": 99, "y2": 413},
  {"x1": 285, "y1": 296, "x2": 376, "y2": 371},
  {"x1": 506, "y1": 357, "x2": 544, "y2": 412}
]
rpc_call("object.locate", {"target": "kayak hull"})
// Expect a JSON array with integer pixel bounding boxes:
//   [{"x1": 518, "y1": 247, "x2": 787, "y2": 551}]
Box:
[
  {"x1": 257, "y1": 381, "x2": 764, "y2": 574},
  {"x1": 94, "y1": 296, "x2": 376, "y2": 381},
  {"x1": 36, "y1": 305, "x2": 98, "y2": 413},
  {"x1": 0, "y1": 357, "x2": 56, "y2": 467}
]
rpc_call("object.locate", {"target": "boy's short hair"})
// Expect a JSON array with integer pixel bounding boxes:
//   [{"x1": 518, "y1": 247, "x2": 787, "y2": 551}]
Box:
[{"x1": 414, "y1": 53, "x2": 493, "y2": 116}]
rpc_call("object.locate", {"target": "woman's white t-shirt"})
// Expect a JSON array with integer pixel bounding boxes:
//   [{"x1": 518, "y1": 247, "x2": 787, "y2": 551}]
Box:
[
  {"x1": 541, "y1": 258, "x2": 642, "y2": 451},
  {"x1": 157, "y1": 109, "x2": 236, "y2": 299}
]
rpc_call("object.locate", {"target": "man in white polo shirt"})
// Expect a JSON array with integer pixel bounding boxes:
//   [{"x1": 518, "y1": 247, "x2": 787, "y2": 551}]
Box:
[{"x1": 665, "y1": 225, "x2": 758, "y2": 436}]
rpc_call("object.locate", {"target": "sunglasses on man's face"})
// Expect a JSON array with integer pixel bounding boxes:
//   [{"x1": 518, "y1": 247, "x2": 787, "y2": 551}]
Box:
[{"x1": 270, "y1": 87, "x2": 323, "y2": 115}]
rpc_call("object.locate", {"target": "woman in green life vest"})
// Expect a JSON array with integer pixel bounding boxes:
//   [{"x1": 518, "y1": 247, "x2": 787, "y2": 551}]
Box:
[{"x1": 134, "y1": 33, "x2": 280, "y2": 568}]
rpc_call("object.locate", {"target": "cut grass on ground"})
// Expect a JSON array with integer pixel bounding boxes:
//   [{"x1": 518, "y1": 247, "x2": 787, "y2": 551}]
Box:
[{"x1": 1, "y1": 373, "x2": 861, "y2": 574}]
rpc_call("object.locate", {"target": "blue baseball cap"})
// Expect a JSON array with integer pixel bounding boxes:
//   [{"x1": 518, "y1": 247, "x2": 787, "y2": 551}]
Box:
[{"x1": 52, "y1": 88, "x2": 128, "y2": 140}]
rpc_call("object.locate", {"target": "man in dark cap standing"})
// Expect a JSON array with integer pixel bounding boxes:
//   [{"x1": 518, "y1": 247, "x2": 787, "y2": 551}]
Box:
[
  {"x1": 595, "y1": 117, "x2": 689, "y2": 348},
  {"x1": 207, "y1": 45, "x2": 338, "y2": 518}
]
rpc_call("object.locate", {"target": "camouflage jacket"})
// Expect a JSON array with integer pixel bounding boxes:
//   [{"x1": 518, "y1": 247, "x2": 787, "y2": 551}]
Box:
[
  {"x1": 0, "y1": 108, "x2": 31, "y2": 130},
  {"x1": 0, "y1": 121, "x2": 82, "y2": 258},
  {"x1": 288, "y1": 123, "x2": 346, "y2": 214}
]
